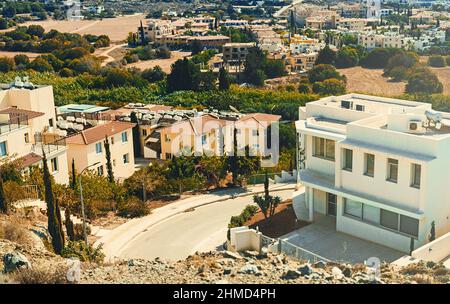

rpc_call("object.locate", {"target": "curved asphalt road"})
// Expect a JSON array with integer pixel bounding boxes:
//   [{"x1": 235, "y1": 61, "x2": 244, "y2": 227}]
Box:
[{"x1": 119, "y1": 189, "x2": 293, "y2": 261}]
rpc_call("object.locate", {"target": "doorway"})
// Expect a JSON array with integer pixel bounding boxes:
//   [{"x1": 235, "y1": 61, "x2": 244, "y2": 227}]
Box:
[{"x1": 327, "y1": 193, "x2": 337, "y2": 217}]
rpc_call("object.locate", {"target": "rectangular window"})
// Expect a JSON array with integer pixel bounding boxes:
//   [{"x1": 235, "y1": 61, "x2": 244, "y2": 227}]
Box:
[
  {"x1": 0, "y1": 141, "x2": 7, "y2": 156},
  {"x1": 387, "y1": 158, "x2": 398, "y2": 183},
  {"x1": 164, "y1": 134, "x2": 171, "y2": 142},
  {"x1": 50, "y1": 157, "x2": 58, "y2": 172},
  {"x1": 49, "y1": 118, "x2": 54, "y2": 127},
  {"x1": 122, "y1": 132, "x2": 128, "y2": 143},
  {"x1": 313, "y1": 137, "x2": 334, "y2": 161},
  {"x1": 363, "y1": 204, "x2": 380, "y2": 224},
  {"x1": 344, "y1": 198, "x2": 362, "y2": 219},
  {"x1": 365, "y1": 153, "x2": 375, "y2": 177},
  {"x1": 400, "y1": 215, "x2": 419, "y2": 237},
  {"x1": 411, "y1": 163, "x2": 421, "y2": 188},
  {"x1": 327, "y1": 193, "x2": 337, "y2": 216},
  {"x1": 142, "y1": 129, "x2": 147, "y2": 136},
  {"x1": 380, "y1": 209, "x2": 399, "y2": 230},
  {"x1": 123, "y1": 153, "x2": 129, "y2": 164},
  {"x1": 165, "y1": 153, "x2": 172, "y2": 159},
  {"x1": 343, "y1": 149, "x2": 353, "y2": 171},
  {"x1": 355, "y1": 104, "x2": 365, "y2": 112},
  {"x1": 111, "y1": 136, "x2": 114, "y2": 145},
  {"x1": 202, "y1": 134, "x2": 207, "y2": 145},
  {"x1": 95, "y1": 142, "x2": 102, "y2": 154},
  {"x1": 97, "y1": 165, "x2": 104, "y2": 176},
  {"x1": 24, "y1": 133, "x2": 29, "y2": 143}
]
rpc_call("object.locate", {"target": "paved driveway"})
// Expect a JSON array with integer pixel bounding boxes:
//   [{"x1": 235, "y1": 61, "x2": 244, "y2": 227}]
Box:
[{"x1": 281, "y1": 215, "x2": 405, "y2": 264}]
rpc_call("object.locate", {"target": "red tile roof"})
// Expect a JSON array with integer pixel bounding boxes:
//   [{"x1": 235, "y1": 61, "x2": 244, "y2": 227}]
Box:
[
  {"x1": 66, "y1": 121, "x2": 135, "y2": 145},
  {"x1": 16, "y1": 153, "x2": 42, "y2": 168}
]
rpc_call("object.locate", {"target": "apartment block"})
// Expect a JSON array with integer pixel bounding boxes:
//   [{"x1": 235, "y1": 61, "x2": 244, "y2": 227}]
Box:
[
  {"x1": 0, "y1": 78, "x2": 69, "y2": 185},
  {"x1": 66, "y1": 121, "x2": 136, "y2": 182},
  {"x1": 294, "y1": 93, "x2": 450, "y2": 253}
]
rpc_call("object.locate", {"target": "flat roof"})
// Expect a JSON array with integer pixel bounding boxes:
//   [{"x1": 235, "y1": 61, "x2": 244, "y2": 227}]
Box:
[{"x1": 58, "y1": 104, "x2": 110, "y2": 114}]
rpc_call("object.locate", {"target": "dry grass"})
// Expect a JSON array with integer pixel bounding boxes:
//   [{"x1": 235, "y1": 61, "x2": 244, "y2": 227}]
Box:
[
  {"x1": 127, "y1": 51, "x2": 191, "y2": 73},
  {"x1": 0, "y1": 218, "x2": 31, "y2": 246},
  {"x1": 338, "y1": 66, "x2": 406, "y2": 96},
  {"x1": 11, "y1": 264, "x2": 70, "y2": 284},
  {"x1": 0, "y1": 51, "x2": 41, "y2": 60},
  {"x1": 18, "y1": 14, "x2": 150, "y2": 42}
]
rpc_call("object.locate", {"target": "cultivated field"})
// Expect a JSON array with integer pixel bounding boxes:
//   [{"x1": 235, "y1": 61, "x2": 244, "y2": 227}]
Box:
[
  {"x1": 18, "y1": 14, "x2": 149, "y2": 42},
  {"x1": 127, "y1": 51, "x2": 191, "y2": 73},
  {"x1": 339, "y1": 66, "x2": 406, "y2": 96}
]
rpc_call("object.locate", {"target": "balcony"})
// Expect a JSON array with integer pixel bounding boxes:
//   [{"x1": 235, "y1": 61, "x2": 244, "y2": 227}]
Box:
[
  {"x1": 32, "y1": 132, "x2": 67, "y2": 156},
  {"x1": 0, "y1": 114, "x2": 29, "y2": 136}
]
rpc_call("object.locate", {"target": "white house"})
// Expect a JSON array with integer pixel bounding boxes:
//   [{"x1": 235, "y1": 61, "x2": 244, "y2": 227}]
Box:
[{"x1": 293, "y1": 93, "x2": 450, "y2": 253}]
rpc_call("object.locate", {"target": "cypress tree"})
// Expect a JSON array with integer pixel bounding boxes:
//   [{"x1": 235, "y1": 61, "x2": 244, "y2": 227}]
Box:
[
  {"x1": 130, "y1": 112, "x2": 141, "y2": 158},
  {"x1": 65, "y1": 207, "x2": 75, "y2": 241},
  {"x1": 43, "y1": 151, "x2": 64, "y2": 254},
  {"x1": 0, "y1": 174, "x2": 7, "y2": 214},
  {"x1": 70, "y1": 158, "x2": 77, "y2": 190},
  {"x1": 218, "y1": 67, "x2": 230, "y2": 91},
  {"x1": 104, "y1": 136, "x2": 114, "y2": 183}
]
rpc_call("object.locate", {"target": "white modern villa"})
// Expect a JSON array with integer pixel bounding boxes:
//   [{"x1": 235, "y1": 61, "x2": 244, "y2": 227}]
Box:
[{"x1": 293, "y1": 93, "x2": 450, "y2": 253}]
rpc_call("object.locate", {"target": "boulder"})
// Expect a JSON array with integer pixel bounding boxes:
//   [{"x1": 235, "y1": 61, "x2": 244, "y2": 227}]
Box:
[
  {"x1": 298, "y1": 264, "x2": 313, "y2": 276},
  {"x1": 313, "y1": 260, "x2": 327, "y2": 269},
  {"x1": 282, "y1": 269, "x2": 301, "y2": 280},
  {"x1": 343, "y1": 267, "x2": 352, "y2": 278},
  {"x1": 238, "y1": 264, "x2": 260, "y2": 275},
  {"x1": 332, "y1": 266, "x2": 343, "y2": 278},
  {"x1": 3, "y1": 252, "x2": 31, "y2": 273}
]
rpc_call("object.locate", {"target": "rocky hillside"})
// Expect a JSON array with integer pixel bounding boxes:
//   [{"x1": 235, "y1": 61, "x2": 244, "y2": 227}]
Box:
[{"x1": 2, "y1": 237, "x2": 450, "y2": 284}]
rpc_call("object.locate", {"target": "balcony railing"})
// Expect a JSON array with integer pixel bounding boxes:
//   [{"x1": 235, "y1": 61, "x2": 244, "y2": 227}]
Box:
[
  {"x1": 32, "y1": 132, "x2": 66, "y2": 155},
  {"x1": 0, "y1": 115, "x2": 29, "y2": 135}
]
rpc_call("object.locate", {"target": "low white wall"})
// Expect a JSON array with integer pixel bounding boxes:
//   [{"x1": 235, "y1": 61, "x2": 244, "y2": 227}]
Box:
[
  {"x1": 230, "y1": 227, "x2": 261, "y2": 252},
  {"x1": 292, "y1": 190, "x2": 308, "y2": 221},
  {"x1": 274, "y1": 170, "x2": 297, "y2": 183},
  {"x1": 412, "y1": 231, "x2": 450, "y2": 262}
]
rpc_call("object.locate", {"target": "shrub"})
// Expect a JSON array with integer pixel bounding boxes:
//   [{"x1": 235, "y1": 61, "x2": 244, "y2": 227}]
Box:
[
  {"x1": 12, "y1": 264, "x2": 70, "y2": 284},
  {"x1": 62, "y1": 241, "x2": 105, "y2": 263},
  {"x1": 2, "y1": 180, "x2": 26, "y2": 204},
  {"x1": 13, "y1": 54, "x2": 30, "y2": 65},
  {"x1": 117, "y1": 196, "x2": 149, "y2": 218},
  {"x1": 0, "y1": 57, "x2": 16, "y2": 73},
  {"x1": 73, "y1": 223, "x2": 91, "y2": 241},
  {"x1": 0, "y1": 219, "x2": 31, "y2": 246},
  {"x1": 428, "y1": 55, "x2": 446, "y2": 67},
  {"x1": 228, "y1": 205, "x2": 259, "y2": 229}
]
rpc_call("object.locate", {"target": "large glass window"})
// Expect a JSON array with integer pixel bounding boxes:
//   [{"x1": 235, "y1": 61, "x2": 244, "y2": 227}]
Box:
[
  {"x1": 411, "y1": 163, "x2": 421, "y2": 188},
  {"x1": 0, "y1": 141, "x2": 6, "y2": 157},
  {"x1": 363, "y1": 204, "x2": 380, "y2": 224},
  {"x1": 312, "y1": 137, "x2": 334, "y2": 161},
  {"x1": 365, "y1": 153, "x2": 375, "y2": 177},
  {"x1": 343, "y1": 149, "x2": 353, "y2": 171},
  {"x1": 380, "y1": 209, "x2": 399, "y2": 230},
  {"x1": 387, "y1": 158, "x2": 398, "y2": 183},
  {"x1": 327, "y1": 193, "x2": 337, "y2": 216},
  {"x1": 400, "y1": 215, "x2": 419, "y2": 237},
  {"x1": 344, "y1": 198, "x2": 362, "y2": 219}
]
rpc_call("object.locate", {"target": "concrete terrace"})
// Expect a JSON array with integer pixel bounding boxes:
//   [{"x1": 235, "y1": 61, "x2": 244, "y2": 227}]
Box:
[{"x1": 281, "y1": 215, "x2": 406, "y2": 264}]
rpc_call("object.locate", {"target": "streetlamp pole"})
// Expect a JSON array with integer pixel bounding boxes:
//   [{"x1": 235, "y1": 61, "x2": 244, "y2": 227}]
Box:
[{"x1": 78, "y1": 162, "x2": 100, "y2": 246}]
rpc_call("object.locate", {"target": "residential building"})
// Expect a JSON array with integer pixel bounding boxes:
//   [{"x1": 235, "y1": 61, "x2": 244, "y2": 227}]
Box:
[
  {"x1": 158, "y1": 112, "x2": 280, "y2": 161},
  {"x1": 294, "y1": 93, "x2": 450, "y2": 253},
  {"x1": 285, "y1": 52, "x2": 318, "y2": 74},
  {"x1": 219, "y1": 19, "x2": 249, "y2": 28},
  {"x1": 0, "y1": 78, "x2": 69, "y2": 185},
  {"x1": 222, "y1": 42, "x2": 256, "y2": 70},
  {"x1": 66, "y1": 121, "x2": 136, "y2": 181}
]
